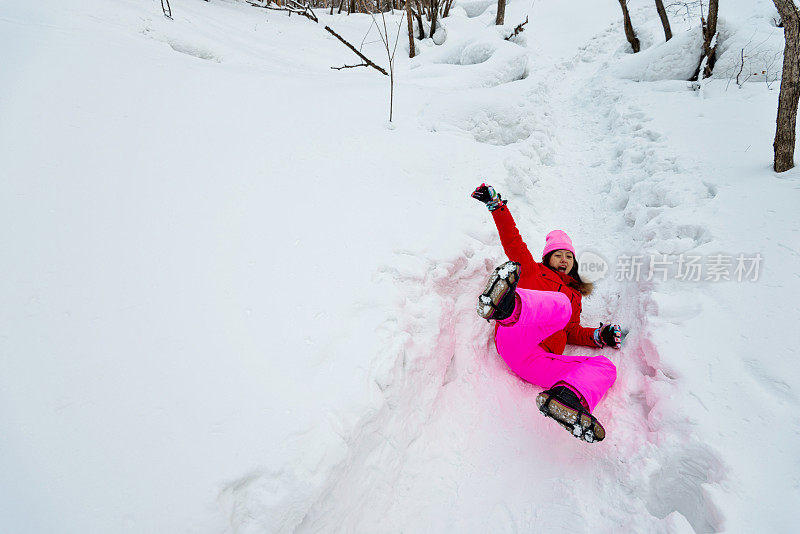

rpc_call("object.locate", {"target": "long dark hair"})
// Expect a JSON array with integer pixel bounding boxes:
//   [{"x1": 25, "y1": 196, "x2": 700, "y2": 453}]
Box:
[{"x1": 542, "y1": 251, "x2": 594, "y2": 296}]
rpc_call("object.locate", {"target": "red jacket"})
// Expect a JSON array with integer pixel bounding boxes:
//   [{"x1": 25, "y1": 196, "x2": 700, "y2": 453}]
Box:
[{"x1": 491, "y1": 204, "x2": 597, "y2": 355}]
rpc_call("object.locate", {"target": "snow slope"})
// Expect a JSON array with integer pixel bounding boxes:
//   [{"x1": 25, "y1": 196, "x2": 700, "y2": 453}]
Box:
[{"x1": 1, "y1": 0, "x2": 799, "y2": 532}]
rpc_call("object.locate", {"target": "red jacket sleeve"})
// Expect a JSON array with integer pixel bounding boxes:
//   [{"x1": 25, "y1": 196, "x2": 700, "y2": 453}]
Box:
[
  {"x1": 564, "y1": 296, "x2": 600, "y2": 348},
  {"x1": 490, "y1": 205, "x2": 536, "y2": 269}
]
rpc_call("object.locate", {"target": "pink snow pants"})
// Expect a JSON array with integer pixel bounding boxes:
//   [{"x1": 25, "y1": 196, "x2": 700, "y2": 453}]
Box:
[{"x1": 494, "y1": 288, "x2": 616, "y2": 412}]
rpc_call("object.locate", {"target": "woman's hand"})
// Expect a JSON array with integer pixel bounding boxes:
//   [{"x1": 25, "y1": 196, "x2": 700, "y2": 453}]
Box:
[
  {"x1": 471, "y1": 183, "x2": 506, "y2": 211},
  {"x1": 593, "y1": 323, "x2": 622, "y2": 349}
]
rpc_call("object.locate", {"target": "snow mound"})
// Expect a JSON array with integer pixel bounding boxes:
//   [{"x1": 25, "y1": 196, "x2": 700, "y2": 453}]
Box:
[
  {"x1": 410, "y1": 21, "x2": 529, "y2": 88},
  {"x1": 458, "y1": 0, "x2": 496, "y2": 18},
  {"x1": 416, "y1": 40, "x2": 527, "y2": 89},
  {"x1": 610, "y1": 27, "x2": 703, "y2": 81},
  {"x1": 432, "y1": 24, "x2": 447, "y2": 45},
  {"x1": 455, "y1": 39, "x2": 498, "y2": 65}
]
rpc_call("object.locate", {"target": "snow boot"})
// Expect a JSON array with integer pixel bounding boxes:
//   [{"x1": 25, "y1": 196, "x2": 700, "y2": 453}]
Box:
[
  {"x1": 477, "y1": 261, "x2": 521, "y2": 321},
  {"x1": 536, "y1": 385, "x2": 606, "y2": 443}
]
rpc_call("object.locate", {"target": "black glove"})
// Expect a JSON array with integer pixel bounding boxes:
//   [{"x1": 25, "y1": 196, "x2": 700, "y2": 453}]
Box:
[
  {"x1": 471, "y1": 183, "x2": 506, "y2": 211},
  {"x1": 593, "y1": 323, "x2": 622, "y2": 349}
]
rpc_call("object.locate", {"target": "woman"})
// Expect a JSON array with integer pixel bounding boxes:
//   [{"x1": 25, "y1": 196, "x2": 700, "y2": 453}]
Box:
[{"x1": 472, "y1": 183, "x2": 622, "y2": 443}]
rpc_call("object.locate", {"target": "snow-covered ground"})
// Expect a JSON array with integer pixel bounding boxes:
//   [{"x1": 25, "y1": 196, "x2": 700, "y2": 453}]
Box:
[{"x1": 2, "y1": 0, "x2": 799, "y2": 532}]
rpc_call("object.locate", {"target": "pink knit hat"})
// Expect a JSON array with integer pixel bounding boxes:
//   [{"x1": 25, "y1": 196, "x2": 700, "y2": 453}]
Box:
[{"x1": 542, "y1": 230, "x2": 576, "y2": 258}]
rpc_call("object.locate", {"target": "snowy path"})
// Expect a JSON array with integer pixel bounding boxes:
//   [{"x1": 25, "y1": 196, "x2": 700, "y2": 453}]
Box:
[{"x1": 234, "y1": 8, "x2": 723, "y2": 533}]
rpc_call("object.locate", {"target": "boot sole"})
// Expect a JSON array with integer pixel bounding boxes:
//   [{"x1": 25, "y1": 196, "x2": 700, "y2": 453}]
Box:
[
  {"x1": 536, "y1": 392, "x2": 606, "y2": 443},
  {"x1": 477, "y1": 261, "x2": 520, "y2": 320}
]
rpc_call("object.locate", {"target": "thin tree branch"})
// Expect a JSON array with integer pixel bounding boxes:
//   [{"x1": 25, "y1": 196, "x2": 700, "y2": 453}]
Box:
[
  {"x1": 504, "y1": 16, "x2": 529, "y2": 40},
  {"x1": 324, "y1": 25, "x2": 389, "y2": 75},
  {"x1": 391, "y1": 10, "x2": 404, "y2": 59},
  {"x1": 735, "y1": 48, "x2": 745, "y2": 86},
  {"x1": 331, "y1": 63, "x2": 371, "y2": 70}
]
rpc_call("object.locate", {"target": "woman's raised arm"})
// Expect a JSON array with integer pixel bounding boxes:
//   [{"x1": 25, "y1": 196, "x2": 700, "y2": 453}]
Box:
[{"x1": 471, "y1": 183, "x2": 536, "y2": 268}]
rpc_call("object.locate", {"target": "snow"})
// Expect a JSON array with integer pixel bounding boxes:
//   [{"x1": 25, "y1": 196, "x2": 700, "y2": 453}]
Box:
[
  {"x1": 610, "y1": 26, "x2": 704, "y2": 81},
  {"x1": 2, "y1": 0, "x2": 800, "y2": 533},
  {"x1": 498, "y1": 262, "x2": 514, "y2": 278}
]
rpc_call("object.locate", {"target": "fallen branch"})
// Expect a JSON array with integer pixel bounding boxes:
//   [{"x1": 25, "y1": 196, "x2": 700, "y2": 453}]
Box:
[
  {"x1": 331, "y1": 63, "x2": 370, "y2": 70},
  {"x1": 505, "y1": 16, "x2": 528, "y2": 40},
  {"x1": 324, "y1": 25, "x2": 388, "y2": 76},
  {"x1": 247, "y1": 0, "x2": 318, "y2": 23}
]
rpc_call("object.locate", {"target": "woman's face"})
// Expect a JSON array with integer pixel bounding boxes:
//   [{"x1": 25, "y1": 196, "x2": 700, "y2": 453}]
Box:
[{"x1": 548, "y1": 249, "x2": 575, "y2": 274}]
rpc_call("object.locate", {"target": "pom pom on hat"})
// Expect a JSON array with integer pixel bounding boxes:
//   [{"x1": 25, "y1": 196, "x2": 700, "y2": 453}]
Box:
[{"x1": 542, "y1": 230, "x2": 576, "y2": 258}]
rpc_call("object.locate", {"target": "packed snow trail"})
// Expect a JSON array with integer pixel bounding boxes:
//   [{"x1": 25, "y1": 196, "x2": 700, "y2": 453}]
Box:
[
  {"x1": 255, "y1": 3, "x2": 795, "y2": 532},
  {"x1": 225, "y1": 2, "x2": 727, "y2": 532}
]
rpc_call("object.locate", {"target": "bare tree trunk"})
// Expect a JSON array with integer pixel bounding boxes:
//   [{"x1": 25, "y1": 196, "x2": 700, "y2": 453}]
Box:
[
  {"x1": 773, "y1": 0, "x2": 800, "y2": 172},
  {"x1": 430, "y1": 0, "x2": 440, "y2": 36},
  {"x1": 617, "y1": 0, "x2": 640, "y2": 52},
  {"x1": 442, "y1": 0, "x2": 453, "y2": 18},
  {"x1": 406, "y1": 0, "x2": 416, "y2": 57},
  {"x1": 414, "y1": 0, "x2": 425, "y2": 39},
  {"x1": 496, "y1": 0, "x2": 506, "y2": 25},
  {"x1": 692, "y1": 0, "x2": 719, "y2": 80},
  {"x1": 655, "y1": 0, "x2": 672, "y2": 41}
]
